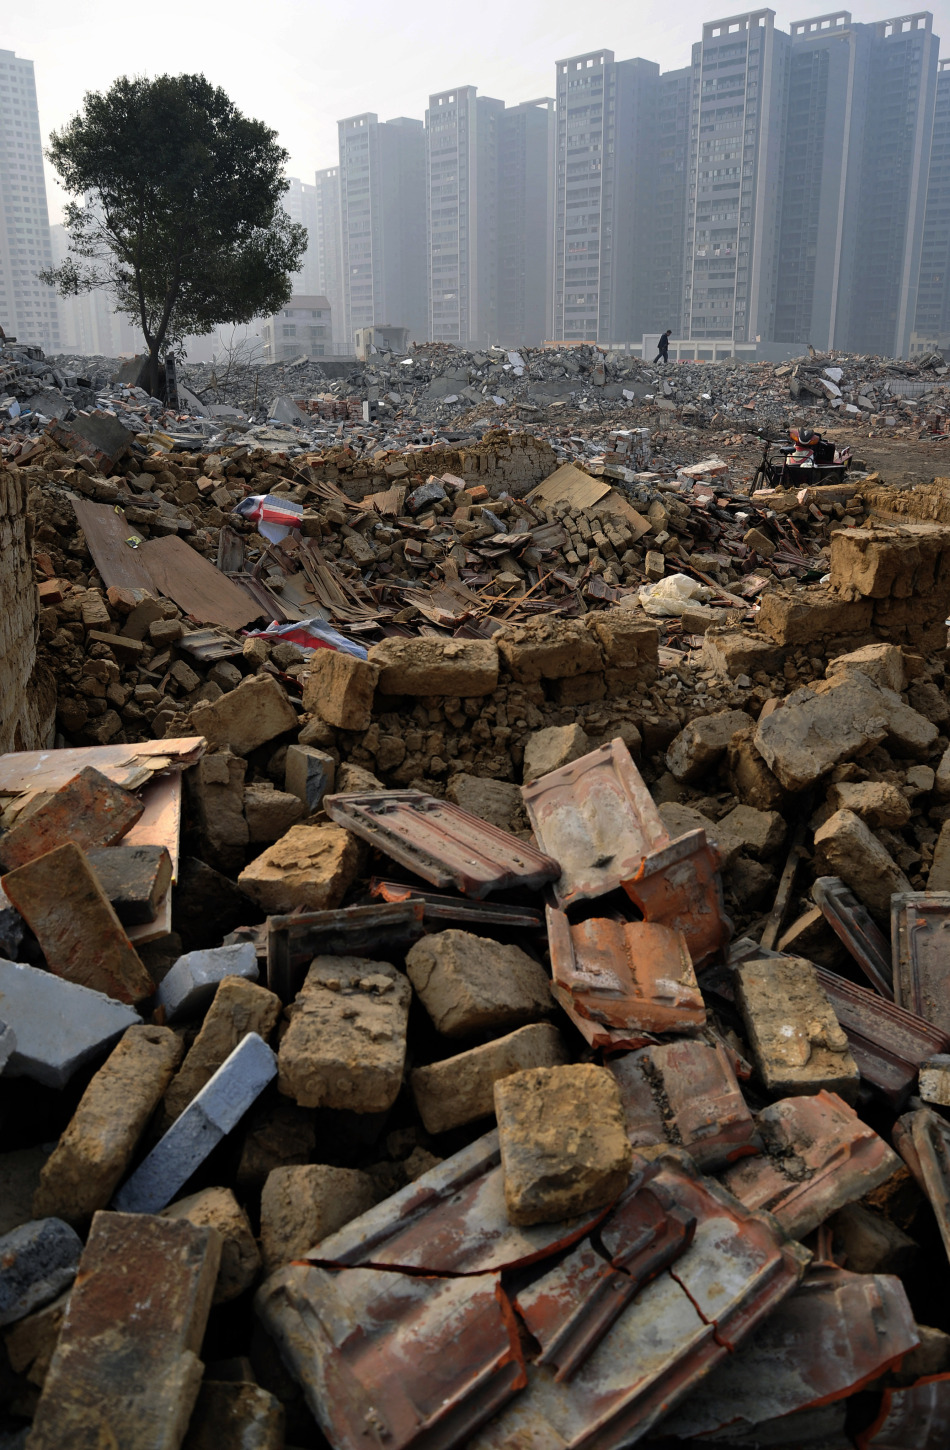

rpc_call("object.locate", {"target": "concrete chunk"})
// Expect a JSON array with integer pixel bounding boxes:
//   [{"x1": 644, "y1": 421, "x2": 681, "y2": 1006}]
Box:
[
  {"x1": 86, "y1": 845, "x2": 173, "y2": 926},
  {"x1": 157, "y1": 943, "x2": 259, "y2": 1023},
  {"x1": 301, "y1": 650, "x2": 379, "y2": 730},
  {"x1": 243, "y1": 785, "x2": 305, "y2": 843},
  {"x1": 260, "y1": 1164, "x2": 376, "y2": 1274},
  {"x1": 521, "y1": 723, "x2": 591, "y2": 784},
  {"x1": 754, "y1": 679, "x2": 889, "y2": 792},
  {"x1": 237, "y1": 824, "x2": 361, "y2": 915},
  {"x1": 666, "y1": 708, "x2": 750, "y2": 784},
  {"x1": 0, "y1": 767, "x2": 143, "y2": 872},
  {"x1": 189, "y1": 674, "x2": 297, "y2": 756},
  {"x1": 113, "y1": 1033, "x2": 277, "y2": 1215},
  {"x1": 405, "y1": 930, "x2": 554, "y2": 1039},
  {"x1": 3, "y1": 841, "x2": 154, "y2": 1004},
  {"x1": 277, "y1": 956, "x2": 410, "y2": 1112},
  {"x1": 367, "y1": 636, "x2": 499, "y2": 696},
  {"x1": 162, "y1": 1187, "x2": 261, "y2": 1303},
  {"x1": 0, "y1": 1019, "x2": 16, "y2": 1074},
  {"x1": 0, "y1": 959, "x2": 141, "y2": 1089},
  {"x1": 814, "y1": 809, "x2": 911, "y2": 920},
  {"x1": 162, "y1": 977, "x2": 281, "y2": 1126},
  {"x1": 825, "y1": 780, "x2": 911, "y2": 829},
  {"x1": 826, "y1": 642, "x2": 905, "y2": 693},
  {"x1": 33, "y1": 1025, "x2": 182, "y2": 1226},
  {"x1": 411, "y1": 1023, "x2": 569, "y2": 1134},
  {"x1": 445, "y1": 773, "x2": 523, "y2": 829},
  {"x1": 0, "y1": 1218, "x2": 82, "y2": 1327},
  {"x1": 27, "y1": 1211, "x2": 221, "y2": 1450},
  {"x1": 495, "y1": 1064, "x2": 633, "y2": 1226},
  {"x1": 715, "y1": 803, "x2": 787, "y2": 858},
  {"x1": 283, "y1": 743, "x2": 335, "y2": 812},
  {"x1": 735, "y1": 956, "x2": 860, "y2": 1100}
]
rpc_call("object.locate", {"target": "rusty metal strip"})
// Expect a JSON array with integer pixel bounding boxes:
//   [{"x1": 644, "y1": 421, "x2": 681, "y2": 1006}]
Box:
[
  {"x1": 522, "y1": 740, "x2": 670, "y2": 908},
  {"x1": 813, "y1": 875, "x2": 894, "y2": 999},
  {"x1": 858, "y1": 1372, "x2": 950, "y2": 1449},
  {"x1": 892, "y1": 892, "x2": 950, "y2": 1034},
  {"x1": 369, "y1": 880, "x2": 544, "y2": 931},
  {"x1": 266, "y1": 900, "x2": 425, "y2": 1001},
  {"x1": 894, "y1": 1108, "x2": 950, "y2": 1267},
  {"x1": 323, "y1": 791, "x2": 561, "y2": 900},
  {"x1": 515, "y1": 1167, "x2": 696, "y2": 1381},
  {"x1": 623, "y1": 828, "x2": 732, "y2": 969},
  {"x1": 720, "y1": 1090, "x2": 902, "y2": 1241},
  {"x1": 547, "y1": 908, "x2": 705, "y2": 1036},
  {"x1": 257, "y1": 1263, "x2": 527, "y2": 1450},
  {"x1": 609, "y1": 1040, "x2": 761, "y2": 1171},
  {"x1": 471, "y1": 1152, "x2": 810, "y2": 1450},
  {"x1": 662, "y1": 1264, "x2": 920, "y2": 1442},
  {"x1": 310, "y1": 1130, "x2": 608, "y2": 1277}
]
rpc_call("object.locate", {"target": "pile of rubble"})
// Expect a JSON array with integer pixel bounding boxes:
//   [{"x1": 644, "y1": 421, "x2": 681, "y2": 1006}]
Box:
[{"x1": 6, "y1": 341, "x2": 950, "y2": 1445}]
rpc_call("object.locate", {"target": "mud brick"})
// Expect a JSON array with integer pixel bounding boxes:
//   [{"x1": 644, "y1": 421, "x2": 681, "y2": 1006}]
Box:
[
  {"x1": 735, "y1": 956, "x2": 860, "y2": 1101},
  {"x1": 181, "y1": 1381, "x2": 284, "y2": 1450},
  {"x1": 411, "y1": 1023, "x2": 569, "y2": 1135},
  {"x1": 33, "y1": 1026, "x2": 183, "y2": 1226},
  {"x1": 3, "y1": 842, "x2": 154, "y2": 1004},
  {"x1": 157, "y1": 942, "x2": 259, "y2": 1023},
  {"x1": 0, "y1": 1218, "x2": 82, "y2": 1328},
  {"x1": 302, "y1": 650, "x2": 379, "y2": 730},
  {"x1": 36, "y1": 579, "x2": 67, "y2": 605},
  {"x1": 0, "y1": 767, "x2": 143, "y2": 872},
  {"x1": 86, "y1": 845, "x2": 172, "y2": 926},
  {"x1": 113, "y1": 1033, "x2": 277, "y2": 1215},
  {"x1": 27, "y1": 1211, "x2": 220, "y2": 1450},
  {"x1": 161, "y1": 1188, "x2": 261, "y2": 1304},
  {"x1": 86, "y1": 629, "x2": 146, "y2": 663},
  {"x1": 162, "y1": 978, "x2": 281, "y2": 1126},
  {"x1": 0, "y1": 959, "x2": 141, "y2": 1089}
]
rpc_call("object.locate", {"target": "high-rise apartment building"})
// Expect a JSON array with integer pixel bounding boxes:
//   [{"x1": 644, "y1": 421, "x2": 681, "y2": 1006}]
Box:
[
  {"x1": 682, "y1": 11, "x2": 789, "y2": 344},
  {"x1": 496, "y1": 98, "x2": 555, "y2": 346},
  {"x1": 915, "y1": 56, "x2": 950, "y2": 349},
  {"x1": 837, "y1": 12, "x2": 939, "y2": 355},
  {"x1": 649, "y1": 66, "x2": 693, "y2": 337},
  {"x1": 0, "y1": 50, "x2": 60, "y2": 351},
  {"x1": 552, "y1": 51, "x2": 660, "y2": 345},
  {"x1": 284, "y1": 177, "x2": 320, "y2": 297},
  {"x1": 425, "y1": 87, "x2": 504, "y2": 346},
  {"x1": 773, "y1": 13, "x2": 871, "y2": 350},
  {"x1": 338, "y1": 113, "x2": 427, "y2": 350},
  {"x1": 314, "y1": 166, "x2": 345, "y2": 352}
]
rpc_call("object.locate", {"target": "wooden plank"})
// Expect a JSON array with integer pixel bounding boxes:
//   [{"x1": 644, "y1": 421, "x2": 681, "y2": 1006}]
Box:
[
  {"x1": 216, "y1": 526, "x2": 245, "y2": 573},
  {"x1": 0, "y1": 738, "x2": 205, "y2": 797},
  {"x1": 123, "y1": 773, "x2": 183, "y2": 880},
  {"x1": 525, "y1": 462, "x2": 612, "y2": 512},
  {"x1": 139, "y1": 534, "x2": 264, "y2": 630},
  {"x1": 71, "y1": 499, "x2": 155, "y2": 593}
]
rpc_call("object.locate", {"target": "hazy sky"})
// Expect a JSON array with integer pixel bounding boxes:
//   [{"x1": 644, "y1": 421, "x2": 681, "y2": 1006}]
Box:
[{"x1": 8, "y1": 0, "x2": 950, "y2": 224}]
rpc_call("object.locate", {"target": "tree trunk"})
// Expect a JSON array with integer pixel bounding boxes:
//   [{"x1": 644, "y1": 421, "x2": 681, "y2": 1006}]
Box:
[{"x1": 146, "y1": 343, "x2": 161, "y2": 399}]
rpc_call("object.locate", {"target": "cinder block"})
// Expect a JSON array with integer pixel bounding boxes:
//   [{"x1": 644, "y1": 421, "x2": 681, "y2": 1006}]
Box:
[
  {"x1": 0, "y1": 959, "x2": 141, "y2": 1089},
  {"x1": 86, "y1": 845, "x2": 173, "y2": 926},
  {"x1": 0, "y1": 767, "x2": 143, "y2": 872},
  {"x1": 284, "y1": 743, "x2": 335, "y2": 812},
  {"x1": 33, "y1": 1025, "x2": 182, "y2": 1225},
  {"x1": 113, "y1": 1033, "x2": 277, "y2": 1215},
  {"x1": 3, "y1": 841, "x2": 154, "y2": 1004},
  {"x1": 26, "y1": 1211, "x2": 221, "y2": 1450},
  {"x1": 157, "y1": 942, "x2": 259, "y2": 1023},
  {"x1": 0, "y1": 1218, "x2": 82, "y2": 1327}
]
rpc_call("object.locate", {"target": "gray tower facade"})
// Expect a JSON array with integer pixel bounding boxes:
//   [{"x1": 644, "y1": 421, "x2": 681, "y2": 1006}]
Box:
[
  {"x1": 338, "y1": 113, "x2": 427, "y2": 350},
  {"x1": 497, "y1": 99, "x2": 555, "y2": 346},
  {"x1": 682, "y1": 11, "x2": 789, "y2": 344},
  {"x1": 0, "y1": 50, "x2": 60, "y2": 351},
  {"x1": 914, "y1": 56, "x2": 950, "y2": 349},
  {"x1": 314, "y1": 167, "x2": 345, "y2": 353}
]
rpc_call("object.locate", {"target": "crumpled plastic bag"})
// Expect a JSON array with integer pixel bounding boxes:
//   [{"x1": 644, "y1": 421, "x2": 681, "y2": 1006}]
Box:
[{"x1": 638, "y1": 573, "x2": 711, "y2": 617}]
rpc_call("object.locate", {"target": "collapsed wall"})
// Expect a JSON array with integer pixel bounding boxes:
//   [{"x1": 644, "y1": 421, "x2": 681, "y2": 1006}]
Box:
[{"x1": 0, "y1": 470, "x2": 54, "y2": 752}]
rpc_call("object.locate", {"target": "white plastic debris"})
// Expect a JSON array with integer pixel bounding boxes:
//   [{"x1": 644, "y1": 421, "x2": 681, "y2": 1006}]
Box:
[{"x1": 638, "y1": 574, "x2": 712, "y2": 617}]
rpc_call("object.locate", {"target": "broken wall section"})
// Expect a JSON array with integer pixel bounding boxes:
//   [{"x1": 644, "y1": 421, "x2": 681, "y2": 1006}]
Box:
[{"x1": 0, "y1": 469, "x2": 54, "y2": 752}]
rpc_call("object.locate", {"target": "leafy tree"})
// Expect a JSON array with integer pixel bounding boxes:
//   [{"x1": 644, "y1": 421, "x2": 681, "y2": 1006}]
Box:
[{"x1": 41, "y1": 73, "x2": 308, "y2": 395}]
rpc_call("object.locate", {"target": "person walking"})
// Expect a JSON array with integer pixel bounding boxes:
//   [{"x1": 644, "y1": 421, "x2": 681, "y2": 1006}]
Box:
[{"x1": 654, "y1": 329, "x2": 672, "y2": 366}]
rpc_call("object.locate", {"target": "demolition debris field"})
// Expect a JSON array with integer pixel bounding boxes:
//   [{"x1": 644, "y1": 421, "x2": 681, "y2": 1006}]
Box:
[{"x1": 2, "y1": 338, "x2": 950, "y2": 1450}]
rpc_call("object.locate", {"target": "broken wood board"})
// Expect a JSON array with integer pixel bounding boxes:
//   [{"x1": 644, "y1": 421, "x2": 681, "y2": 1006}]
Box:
[
  {"x1": 0, "y1": 738, "x2": 205, "y2": 798},
  {"x1": 139, "y1": 534, "x2": 264, "y2": 630},
  {"x1": 526, "y1": 462, "x2": 612, "y2": 512},
  {"x1": 71, "y1": 498, "x2": 155, "y2": 594},
  {"x1": 123, "y1": 773, "x2": 183, "y2": 880},
  {"x1": 72, "y1": 499, "x2": 264, "y2": 629}
]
